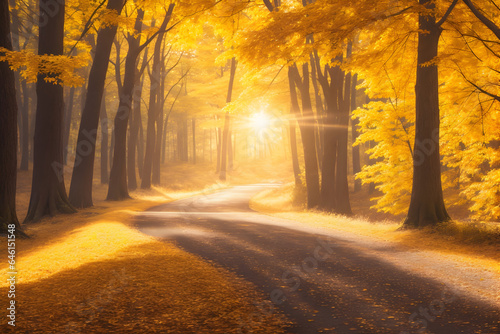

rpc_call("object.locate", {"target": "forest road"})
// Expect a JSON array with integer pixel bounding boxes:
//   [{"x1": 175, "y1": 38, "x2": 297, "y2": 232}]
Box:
[{"x1": 135, "y1": 184, "x2": 500, "y2": 334}]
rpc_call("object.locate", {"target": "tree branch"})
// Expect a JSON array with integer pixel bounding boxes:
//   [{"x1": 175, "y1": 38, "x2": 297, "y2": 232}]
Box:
[
  {"x1": 436, "y1": 0, "x2": 459, "y2": 27},
  {"x1": 462, "y1": 0, "x2": 500, "y2": 40}
]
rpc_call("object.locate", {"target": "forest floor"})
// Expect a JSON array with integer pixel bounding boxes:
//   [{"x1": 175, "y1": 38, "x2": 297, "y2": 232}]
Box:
[
  {"x1": 0, "y1": 159, "x2": 292, "y2": 333},
  {"x1": 3, "y1": 158, "x2": 500, "y2": 332}
]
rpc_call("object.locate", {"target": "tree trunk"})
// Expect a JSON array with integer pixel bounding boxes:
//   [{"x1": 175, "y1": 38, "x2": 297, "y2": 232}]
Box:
[
  {"x1": 128, "y1": 50, "x2": 148, "y2": 190},
  {"x1": 69, "y1": 0, "x2": 125, "y2": 208},
  {"x1": 162, "y1": 114, "x2": 169, "y2": 164},
  {"x1": 142, "y1": 13, "x2": 171, "y2": 189},
  {"x1": 137, "y1": 116, "x2": 144, "y2": 175},
  {"x1": 403, "y1": 0, "x2": 450, "y2": 228},
  {"x1": 100, "y1": 90, "x2": 109, "y2": 184},
  {"x1": 25, "y1": 0, "x2": 76, "y2": 223},
  {"x1": 216, "y1": 126, "x2": 221, "y2": 172},
  {"x1": 351, "y1": 74, "x2": 361, "y2": 192},
  {"x1": 0, "y1": 0, "x2": 25, "y2": 235},
  {"x1": 192, "y1": 118, "x2": 196, "y2": 164},
  {"x1": 310, "y1": 53, "x2": 324, "y2": 169},
  {"x1": 289, "y1": 64, "x2": 320, "y2": 208},
  {"x1": 63, "y1": 86, "x2": 75, "y2": 165},
  {"x1": 289, "y1": 119, "x2": 302, "y2": 186},
  {"x1": 316, "y1": 50, "x2": 352, "y2": 215},
  {"x1": 10, "y1": 2, "x2": 31, "y2": 171},
  {"x1": 19, "y1": 80, "x2": 30, "y2": 170},
  {"x1": 29, "y1": 86, "x2": 37, "y2": 162},
  {"x1": 107, "y1": 10, "x2": 145, "y2": 200},
  {"x1": 152, "y1": 51, "x2": 169, "y2": 184},
  {"x1": 219, "y1": 57, "x2": 237, "y2": 181},
  {"x1": 152, "y1": 93, "x2": 164, "y2": 185},
  {"x1": 335, "y1": 74, "x2": 352, "y2": 215},
  {"x1": 228, "y1": 131, "x2": 233, "y2": 170}
]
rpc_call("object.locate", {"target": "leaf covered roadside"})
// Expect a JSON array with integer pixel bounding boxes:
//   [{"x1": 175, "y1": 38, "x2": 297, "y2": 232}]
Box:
[{"x1": 0, "y1": 192, "x2": 291, "y2": 333}]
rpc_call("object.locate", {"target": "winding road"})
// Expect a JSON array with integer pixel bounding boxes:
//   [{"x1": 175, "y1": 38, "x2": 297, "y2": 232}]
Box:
[{"x1": 135, "y1": 184, "x2": 500, "y2": 334}]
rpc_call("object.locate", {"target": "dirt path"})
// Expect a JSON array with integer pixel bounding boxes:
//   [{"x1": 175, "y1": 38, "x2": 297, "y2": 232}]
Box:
[{"x1": 135, "y1": 185, "x2": 500, "y2": 334}]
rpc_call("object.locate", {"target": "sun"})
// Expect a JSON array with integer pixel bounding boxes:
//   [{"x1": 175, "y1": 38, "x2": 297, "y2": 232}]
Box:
[{"x1": 250, "y1": 112, "x2": 271, "y2": 131}]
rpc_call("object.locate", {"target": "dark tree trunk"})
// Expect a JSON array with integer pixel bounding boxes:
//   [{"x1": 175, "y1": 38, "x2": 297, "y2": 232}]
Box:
[
  {"x1": 289, "y1": 64, "x2": 320, "y2": 208},
  {"x1": 351, "y1": 74, "x2": 361, "y2": 192},
  {"x1": 219, "y1": 57, "x2": 237, "y2": 181},
  {"x1": 0, "y1": 0, "x2": 25, "y2": 235},
  {"x1": 309, "y1": 53, "x2": 324, "y2": 169},
  {"x1": 100, "y1": 91, "x2": 109, "y2": 184},
  {"x1": 403, "y1": 0, "x2": 450, "y2": 228},
  {"x1": 161, "y1": 114, "x2": 169, "y2": 164},
  {"x1": 142, "y1": 13, "x2": 171, "y2": 189},
  {"x1": 152, "y1": 93, "x2": 164, "y2": 185},
  {"x1": 128, "y1": 48, "x2": 148, "y2": 190},
  {"x1": 10, "y1": 2, "x2": 30, "y2": 171},
  {"x1": 19, "y1": 80, "x2": 30, "y2": 170},
  {"x1": 127, "y1": 75, "x2": 143, "y2": 190},
  {"x1": 63, "y1": 86, "x2": 75, "y2": 165},
  {"x1": 137, "y1": 115, "x2": 144, "y2": 175},
  {"x1": 152, "y1": 51, "x2": 167, "y2": 185},
  {"x1": 29, "y1": 86, "x2": 37, "y2": 162},
  {"x1": 109, "y1": 126, "x2": 115, "y2": 169},
  {"x1": 69, "y1": 0, "x2": 125, "y2": 208},
  {"x1": 25, "y1": 0, "x2": 76, "y2": 223},
  {"x1": 316, "y1": 50, "x2": 352, "y2": 215},
  {"x1": 335, "y1": 72, "x2": 352, "y2": 215},
  {"x1": 107, "y1": 10, "x2": 145, "y2": 200}
]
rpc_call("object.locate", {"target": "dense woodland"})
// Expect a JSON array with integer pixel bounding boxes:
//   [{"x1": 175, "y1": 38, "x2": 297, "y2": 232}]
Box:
[{"x1": 1, "y1": 0, "x2": 500, "y2": 235}]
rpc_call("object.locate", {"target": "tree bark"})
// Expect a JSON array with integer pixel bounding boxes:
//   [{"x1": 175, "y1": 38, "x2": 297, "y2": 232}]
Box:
[
  {"x1": 219, "y1": 57, "x2": 237, "y2": 181},
  {"x1": 107, "y1": 10, "x2": 145, "y2": 200},
  {"x1": 334, "y1": 68, "x2": 352, "y2": 215},
  {"x1": 289, "y1": 119, "x2": 302, "y2": 186},
  {"x1": 128, "y1": 48, "x2": 148, "y2": 190},
  {"x1": 403, "y1": 0, "x2": 450, "y2": 228},
  {"x1": 316, "y1": 49, "x2": 352, "y2": 215},
  {"x1": 9, "y1": 1, "x2": 30, "y2": 171},
  {"x1": 0, "y1": 0, "x2": 25, "y2": 235},
  {"x1": 25, "y1": 0, "x2": 76, "y2": 223},
  {"x1": 69, "y1": 0, "x2": 125, "y2": 208},
  {"x1": 63, "y1": 86, "x2": 75, "y2": 165},
  {"x1": 216, "y1": 125, "x2": 221, "y2": 172},
  {"x1": 351, "y1": 74, "x2": 362, "y2": 192},
  {"x1": 100, "y1": 90, "x2": 109, "y2": 184},
  {"x1": 289, "y1": 64, "x2": 321, "y2": 208},
  {"x1": 19, "y1": 80, "x2": 30, "y2": 171},
  {"x1": 142, "y1": 12, "x2": 172, "y2": 189},
  {"x1": 192, "y1": 118, "x2": 196, "y2": 164}
]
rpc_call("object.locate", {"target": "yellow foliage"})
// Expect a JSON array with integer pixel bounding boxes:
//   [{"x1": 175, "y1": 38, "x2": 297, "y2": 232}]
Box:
[{"x1": 0, "y1": 48, "x2": 88, "y2": 86}]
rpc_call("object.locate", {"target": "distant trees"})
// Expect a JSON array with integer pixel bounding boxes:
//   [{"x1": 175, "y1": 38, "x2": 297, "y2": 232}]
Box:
[
  {"x1": 3, "y1": 0, "x2": 500, "y2": 230},
  {"x1": 219, "y1": 57, "x2": 237, "y2": 181}
]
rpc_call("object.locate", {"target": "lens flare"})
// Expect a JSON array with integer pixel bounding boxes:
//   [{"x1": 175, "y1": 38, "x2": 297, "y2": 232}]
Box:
[{"x1": 250, "y1": 112, "x2": 271, "y2": 131}]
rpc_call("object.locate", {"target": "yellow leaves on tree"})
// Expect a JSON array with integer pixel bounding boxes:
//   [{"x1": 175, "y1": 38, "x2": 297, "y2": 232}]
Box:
[{"x1": 0, "y1": 48, "x2": 88, "y2": 86}]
